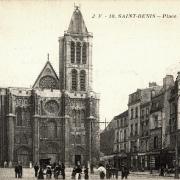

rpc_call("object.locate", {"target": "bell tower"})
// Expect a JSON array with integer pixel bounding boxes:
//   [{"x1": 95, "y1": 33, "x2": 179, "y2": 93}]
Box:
[
  {"x1": 59, "y1": 6, "x2": 93, "y2": 93},
  {"x1": 59, "y1": 6, "x2": 100, "y2": 166}
]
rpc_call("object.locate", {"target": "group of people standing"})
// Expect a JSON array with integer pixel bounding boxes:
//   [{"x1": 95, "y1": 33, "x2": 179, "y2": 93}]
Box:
[
  {"x1": 71, "y1": 163, "x2": 89, "y2": 179},
  {"x1": 97, "y1": 163, "x2": 129, "y2": 179},
  {"x1": 12, "y1": 160, "x2": 129, "y2": 179},
  {"x1": 14, "y1": 162, "x2": 23, "y2": 178},
  {"x1": 34, "y1": 162, "x2": 65, "y2": 179}
]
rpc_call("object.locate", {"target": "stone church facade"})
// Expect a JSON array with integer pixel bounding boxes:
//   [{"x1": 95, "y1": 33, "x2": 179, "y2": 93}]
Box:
[{"x1": 0, "y1": 7, "x2": 100, "y2": 167}]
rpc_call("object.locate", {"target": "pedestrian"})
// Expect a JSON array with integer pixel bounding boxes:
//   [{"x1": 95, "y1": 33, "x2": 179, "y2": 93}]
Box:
[
  {"x1": 121, "y1": 165, "x2": 129, "y2": 179},
  {"x1": 84, "y1": 165, "x2": 89, "y2": 179},
  {"x1": 18, "y1": 162, "x2": 23, "y2": 178},
  {"x1": 9, "y1": 161, "x2": 12, "y2": 168},
  {"x1": 46, "y1": 166, "x2": 52, "y2": 179},
  {"x1": 61, "y1": 162, "x2": 65, "y2": 179},
  {"x1": 76, "y1": 163, "x2": 82, "y2": 179},
  {"x1": 29, "y1": 161, "x2": 32, "y2": 168},
  {"x1": 106, "y1": 163, "x2": 110, "y2": 179},
  {"x1": 159, "y1": 167, "x2": 164, "y2": 176},
  {"x1": 71, "y1": 166, "x2": 77, "y2": 179},
  {"x1": 90, "y1": 163, "x2": 94, "y2": 174},
  {"x1": 54, "y1": 164, "x2": 60, "y2": 179},
  {"x1": 14, "y1": 162, "x2": 19, "y2": 178},
  {"x1": 4, "y1": 161, "x2": 7, "y2": 168},
  {"x1": 38, "y1": 167, "x2": 44, "y2": 179},
  {"x1": 97, "y1": 163, "x2": 106, "y2": 179},
  {"x1": 34, "y1": 162, "x2": 39, "y2": 177}
]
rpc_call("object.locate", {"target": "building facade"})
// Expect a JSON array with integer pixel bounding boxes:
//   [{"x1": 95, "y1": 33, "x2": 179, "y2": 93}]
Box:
[
  {"x1": 0, "y1": 7, "x2": 100, "y2": 167},
  {"x1": 100, "y1": 74, "x2": 179, "y2": 171}
]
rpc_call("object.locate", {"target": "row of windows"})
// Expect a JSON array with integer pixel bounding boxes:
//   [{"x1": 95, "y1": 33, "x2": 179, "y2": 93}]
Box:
[
  {"x1": 114, "y1": 143, "x2": 128, "y2": 153},
  {"x1": 130, "y1": 107, "x2": 150, "y2": 120},
  {"x1": 72, "y1": 69, "x2": 86, "y2": 91},
  {"x1": 116, "y1": 129, "x2": 127, "y2": 142},
  {"x1": 71, "y1": 41, "x2": 87, "y2": 64},
  {"x1": 117, "y1": 117, "x2": 127, "y2": 128},
  {"x1": 130, "y1": 107, "x2": 138, "y2": 119},
  {"x1": 72, "y1": 110, "x2": 85, "y2": 127},
  {"x1": 141, "y1": 107, "x2": 149, "y2": 118}
]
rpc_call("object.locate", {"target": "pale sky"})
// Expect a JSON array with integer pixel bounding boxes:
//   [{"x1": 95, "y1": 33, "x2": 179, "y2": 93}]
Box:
[{"x1": 0, "y1": 0, "x2": 180, "y2": 129}]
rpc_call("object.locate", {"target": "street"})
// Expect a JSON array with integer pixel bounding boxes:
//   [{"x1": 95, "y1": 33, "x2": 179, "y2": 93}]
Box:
[{"x1": 0, "y1": 168, "x2": 175, "y2": 180}]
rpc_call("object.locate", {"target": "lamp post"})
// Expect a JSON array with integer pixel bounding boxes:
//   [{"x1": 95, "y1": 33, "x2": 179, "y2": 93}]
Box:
[{"x1": 88, "y1": 116, "x2": 108, "y2": 173}]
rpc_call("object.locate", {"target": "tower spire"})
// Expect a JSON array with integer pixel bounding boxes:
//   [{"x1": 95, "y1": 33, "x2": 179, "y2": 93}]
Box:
[
  {"x1": 74, "y1": 2, "x2": 81, "y2": 10},
  {"x1": 67, "y1": 5, "x2": 88, "y2": 34}
]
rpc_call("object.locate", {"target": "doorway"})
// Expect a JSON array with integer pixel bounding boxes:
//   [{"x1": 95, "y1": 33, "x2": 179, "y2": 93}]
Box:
[{"x1": 75, "y1": 155, "x2": 81, "y2": 165}]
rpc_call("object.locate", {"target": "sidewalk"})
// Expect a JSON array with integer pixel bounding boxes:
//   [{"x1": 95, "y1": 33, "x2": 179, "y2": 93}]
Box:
[{"x1": 130, "y1": 170, "x2": 174, "y2": 177}]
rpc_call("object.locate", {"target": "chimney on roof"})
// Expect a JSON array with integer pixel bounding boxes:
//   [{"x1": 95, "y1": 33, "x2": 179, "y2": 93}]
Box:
[
  {"x1": 149, "y1": 82, "x2": 157, "y2": 87},
  {"x1": 163, "y1": 75, "x2": 174, "y2": 89}
]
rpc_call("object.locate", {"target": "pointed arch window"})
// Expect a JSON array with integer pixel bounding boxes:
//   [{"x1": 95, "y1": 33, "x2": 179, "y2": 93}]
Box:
[
  {"x1": 76, "y1": 110, "x2": 81, "y2": 127},
  {"x1": 16, "y1": 107, "x2": 22, "y2": 126},
  {"x1": 72, "y1": 110, "x2": 76, "y2": 127},
  {"x1": 71, "y1": 41, "x2": 75, "y2": 63},
  {"x1": 72, "y1": 69, "x2": 78, "y2": 91},
  {"x1": 24, "y1": 108, "x2": 31, "y2": 126},
  {"x1": 76, "y1": 42, "x2": 81, "y2": 64},
  {"x1": 41, "y1": 122, "x2": 47, "y2": 139},
  {"x1": 82, "y1": 43, "x2": 87, "y2": 64},
  {"x1": 81, "y1": 110, "x2": 85, "y2": 127},
  {"x1": 80, "y1": 70, "x2": 86, "y2": 91}
]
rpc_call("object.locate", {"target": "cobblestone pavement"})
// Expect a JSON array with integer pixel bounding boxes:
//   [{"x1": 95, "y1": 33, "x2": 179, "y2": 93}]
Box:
[{"x1": 0, "y1": 168, "x2": 176, "y2": 180}]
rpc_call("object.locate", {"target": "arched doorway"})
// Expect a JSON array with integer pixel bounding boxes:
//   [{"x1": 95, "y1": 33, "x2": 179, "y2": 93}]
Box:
[
  {"x1": 16, "y1": 147, "x2": 31, "y2": 166},
  {"x1": 74, "y1": 146, "x2": 85, "y2": 165}
]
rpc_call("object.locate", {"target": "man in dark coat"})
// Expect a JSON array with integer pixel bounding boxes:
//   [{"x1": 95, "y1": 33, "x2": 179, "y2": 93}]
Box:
[
  {"x1": 34, "y1": 163, "x2": 39, "y2": 177},
  {"x1": 84, "y1": 165, "x2": 89, "y2": 179},
  {"x1": 121, "y1": 165, "x2": 129, "y2": 179},
  {"x1": 38, "y1": 167, "x2": 44, "y2": 179},
  {"x1": 18, "y1": 162, "x2": 23, "y2": 178},
  {"x1": 61, "y1": 162, "x2": 65, "y2": 179},
  {"x1": 14, "y1": 163, "x2": 19, "y2": 178}
]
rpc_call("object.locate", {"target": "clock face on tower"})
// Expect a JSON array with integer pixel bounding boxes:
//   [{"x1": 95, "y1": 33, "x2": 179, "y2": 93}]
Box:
[
  {"x1": 44, "y1": 100, "x2": 59, "y2": 114},
  {"x1": 39, "y1": 75, "x2": 57, "y2": 89}
]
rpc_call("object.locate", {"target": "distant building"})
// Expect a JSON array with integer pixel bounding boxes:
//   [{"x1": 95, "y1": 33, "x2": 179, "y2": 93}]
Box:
[
  {"x1": 0, "y1": 7, "x2": 100, "y2": 167},
  {"x1": 100, "y1": 73, "x2": 179, "y2": 171},
  {"x1": 100, "y1": 119, "x2": 116, "y2": 156}
]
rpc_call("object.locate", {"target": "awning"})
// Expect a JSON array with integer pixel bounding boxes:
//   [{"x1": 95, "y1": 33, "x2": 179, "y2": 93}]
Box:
[
  {"x1": 100, "y1": 153, "x2": 127, "y2": 161},
  {"x1": 114, "y1": 153, "x2": 127, "y2": 158},
  {"x1": 100, "y1": 155, "x2": 114, "y2": 161}
]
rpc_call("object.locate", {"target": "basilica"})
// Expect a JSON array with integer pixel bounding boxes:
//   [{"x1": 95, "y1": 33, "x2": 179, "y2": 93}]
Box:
[{"x1": 0, "y1": 7, "x2": 100, "y2": 167}]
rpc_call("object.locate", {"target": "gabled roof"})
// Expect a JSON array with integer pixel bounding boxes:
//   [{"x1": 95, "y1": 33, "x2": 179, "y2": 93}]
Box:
[
  {"x1": 33, "y1": 61, "x2": 59, "y2": 89},
  {"x1": 67, "y1": 7, "x2": 88, "y2": 34}
]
